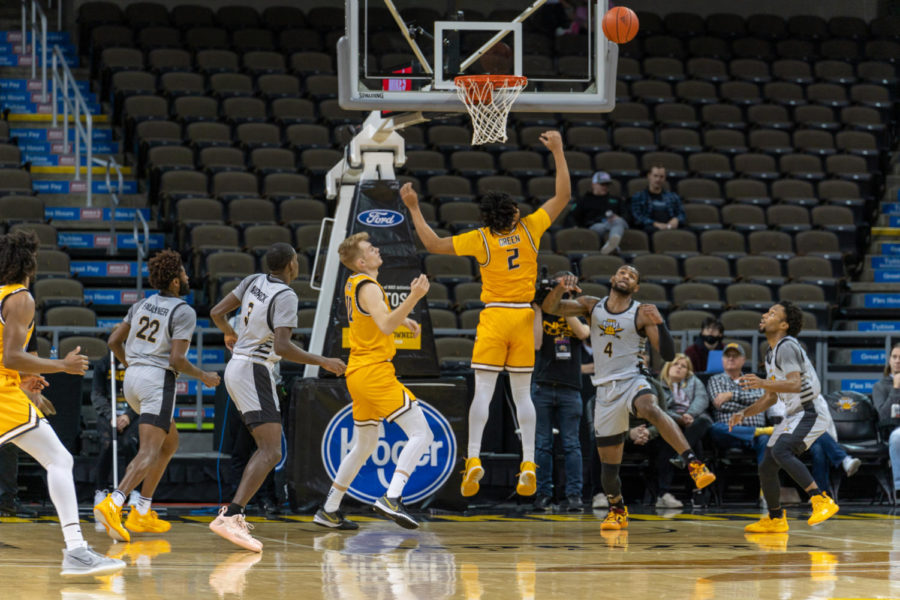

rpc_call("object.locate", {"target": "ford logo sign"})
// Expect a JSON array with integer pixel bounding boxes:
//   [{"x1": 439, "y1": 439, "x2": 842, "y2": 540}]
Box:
[
  {"x1": 321, "y1": 400, "x2": 457, "y2": 504},
  {"x1": 357, "y1": 209, "x2": 404, "y2": 227}
]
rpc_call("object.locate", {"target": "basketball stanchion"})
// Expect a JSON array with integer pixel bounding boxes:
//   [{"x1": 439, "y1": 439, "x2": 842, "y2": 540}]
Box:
[{"x1": 454, "y1": 74, "x2": 527, "y2": 145}]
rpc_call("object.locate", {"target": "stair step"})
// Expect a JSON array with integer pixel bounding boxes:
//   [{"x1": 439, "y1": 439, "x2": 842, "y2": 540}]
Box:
[
  {"x1": 33, "y1": 179, "x2": 139, "y2": 194},
  {"x1": 46, "y1": 206, "x2": 150, "y2": 222},
  {"x1": 60, "y1": 232, "x2": 165, "y2": 252},
  {"x1": 10, "y1": 126, "x2": 113, "y2": 142},
  {"x1": 2, "y1": 78, "x2": 90, "y2": 93},
  {"x1": 19, "y1": 140, "x2": 119, "y2": 154},
  {"x1": 7, "y1": 112, "x2": 108, "y2": 123},
  {"x1": 0, "y1": 31, "x2": 71, "y2": 44},
  {"x1": 0, "y1": 42, "x2": 77, "y2": 56},
  {"x1": 0, "y1": 54, "x2": 80, "y2": 67},
  {"x1": 30, "y1": 163, "x2": 132, "y2": 175},
  {"x1": 2, "y1": 89, "x2": 99, "y2": 103}
]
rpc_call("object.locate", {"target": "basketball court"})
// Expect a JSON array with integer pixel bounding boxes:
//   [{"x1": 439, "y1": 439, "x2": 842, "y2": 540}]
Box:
[{"x1": 1, "y1": 508, "x2": 899, "y2": 599}]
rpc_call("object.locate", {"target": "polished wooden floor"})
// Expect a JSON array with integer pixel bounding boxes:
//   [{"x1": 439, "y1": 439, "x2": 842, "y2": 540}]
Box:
[{"x1": 1, "y1": 508, "x2": 899, "y2": 599}]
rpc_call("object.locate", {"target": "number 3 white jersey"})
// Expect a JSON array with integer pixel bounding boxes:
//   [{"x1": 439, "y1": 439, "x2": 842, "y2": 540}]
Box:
[
  {"x1": 590, "y1": 297, "x2": 644, "y2": 385},
  {"x1": 229, "y1": 274, "x2": 299, "y2": 363},
  {"x1": 124, "y1": 294, "x2": 196, "y2": 370}
]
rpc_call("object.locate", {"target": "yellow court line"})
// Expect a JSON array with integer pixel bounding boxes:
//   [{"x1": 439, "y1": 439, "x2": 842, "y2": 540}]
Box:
[
  {"x1": 283, "y1": 515, "x2": 314, "y2": 522},
  {"x1": 847, "y1": 513, "x2": 900, "y2": 519},
  {"x1": 434, "y1": 515, "x2": 534, "y2": 522},
  {"x1": 180, "y1": 516, "x2": 215, "y2": 523},
  {"x1": 672, "y1": 514, "x2": 728, "y2": 521},
  {"x1": 533, "y1": 515, "x2": 600, "y2": 522}
]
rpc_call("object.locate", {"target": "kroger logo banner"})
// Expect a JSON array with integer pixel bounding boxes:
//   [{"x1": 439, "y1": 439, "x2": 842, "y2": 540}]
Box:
[
  {"x1": 321, "y1": 400, "x2": 456, "y2": 504},
  {"x1": 357, "y1": 209, "x2": 404, "y2": 227}
]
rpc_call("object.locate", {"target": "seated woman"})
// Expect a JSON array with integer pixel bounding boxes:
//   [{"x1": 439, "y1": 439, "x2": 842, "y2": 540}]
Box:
[
  {"x1": 655, "y1": 353, "x2": 713, "y2": 508},
  {"x1": 873, "y1": 342, "x2": 900, "y2": 501}
]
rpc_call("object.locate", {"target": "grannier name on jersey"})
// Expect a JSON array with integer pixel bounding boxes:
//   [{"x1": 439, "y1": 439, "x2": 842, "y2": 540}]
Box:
[{"x1": 142, "y1": 304, "x2": 169, "y2": 316}]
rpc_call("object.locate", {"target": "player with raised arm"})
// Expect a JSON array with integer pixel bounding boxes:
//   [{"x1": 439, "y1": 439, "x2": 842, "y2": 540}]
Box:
[
  {"x1": 95, "y1": 250, "x2": 221, "y2": 541},
  {"x1": 401, "y1": 130, "x2": 569, "y2": 498},
  {"x1": 209, "y1": 242, "x2": 346, "y2": 551},
  {"x1": 314, "y1": 232, "x2": 435, "y2": 530},
  {"x1": 729, "y1": 301, "x2": 840, "y2": 533},
  {"x1": 0, "y1": 230, "x2": 125, "y2": 576},
  {"x1": 542, "y1": 267, "x2": 716, "y2": 531}
]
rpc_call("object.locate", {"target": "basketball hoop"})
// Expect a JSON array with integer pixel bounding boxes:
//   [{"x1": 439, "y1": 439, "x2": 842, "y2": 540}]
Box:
[{"x1": 454, "y1": 74, "x2": 527, "y2": 146}]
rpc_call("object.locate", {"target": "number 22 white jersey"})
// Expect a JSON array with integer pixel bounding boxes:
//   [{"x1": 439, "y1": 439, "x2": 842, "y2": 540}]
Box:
[{"x1": 124, "y1": 294, "x2": 196, "y2": 370}]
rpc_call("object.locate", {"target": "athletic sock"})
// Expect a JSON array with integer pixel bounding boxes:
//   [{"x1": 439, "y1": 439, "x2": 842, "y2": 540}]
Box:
[
  {"x1": 768, "y1": 508, "x2": 783, "y2": 520},
  {"x1": 136, "y1": 495, "x2": 152, "y2": 516},
  {"x1": 807, "y1": 487, "x2": 822, "y2": 500},
  {"x1": 324, "y1": 487, "x2": 344, "y2": 513},
  {"x1": 110, "y1": 490, "x2": 126, "y2": 507},
  {"x1": 386, "y1": 472, "x2": 409, "y2": 499},
  {"x1": 607, "y1": 495, "x2": 624, "y2": 510},
  {"x1": 62, "y1": 522, "x2": 86, "y2": 550},
  {"x1": 224, "y1": 502, "x2": 244, "y2": 517},
  {"x1": 681, "y1": 450, "x2": 698, "y2": 466}
]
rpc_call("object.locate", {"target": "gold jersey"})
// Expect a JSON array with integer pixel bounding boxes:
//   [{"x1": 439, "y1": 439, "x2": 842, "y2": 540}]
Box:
[
  {"x1": 452, "y1": 208, "x2": 552, "y2": 304},
  {"x1": 0, "y1": 284, "x2": 34, "y2": 385},
  {"x1": 344, "y1": 273, "x2": 395, "y2": 373}
]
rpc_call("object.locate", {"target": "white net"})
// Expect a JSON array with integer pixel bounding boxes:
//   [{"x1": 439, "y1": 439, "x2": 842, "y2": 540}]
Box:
[{"x1": 454, "y1": 75, "x2": 527, "y2": 146}]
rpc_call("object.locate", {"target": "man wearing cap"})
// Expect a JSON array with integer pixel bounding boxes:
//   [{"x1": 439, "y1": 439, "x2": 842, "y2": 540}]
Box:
[
  {"x1": 570, "y1": 171, "x2": 628, "y2": 255},
  {"x1": 706, "y1": 343, "x2": 773, "y2": 464},
  {"x1": 629, "y1": 165, "x2": 686, "y2": 235}
]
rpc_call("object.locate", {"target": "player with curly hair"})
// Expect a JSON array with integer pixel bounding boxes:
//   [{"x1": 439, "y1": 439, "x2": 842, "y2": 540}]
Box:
[
  {"x1": 95, "y1": 249, "x2": 221, "y2": 542},
  {"x1": 401, "y1": 130, "x2": 571, "y2": 499},
  {"x1": 0, "y1": 230, "x2": 125, "y2": 576}
]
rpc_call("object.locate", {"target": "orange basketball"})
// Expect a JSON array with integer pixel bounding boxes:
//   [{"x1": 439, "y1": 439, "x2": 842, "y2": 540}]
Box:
[{"x1": 602, "y1": 6, "x2": 639, "y2": 44}]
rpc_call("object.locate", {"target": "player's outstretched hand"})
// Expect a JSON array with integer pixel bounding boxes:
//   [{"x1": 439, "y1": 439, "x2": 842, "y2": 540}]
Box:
[
  {"x1": 409, "y1": 274, "x2": 430, "y2": 299},
  {"x1": 558, "y1": 273, "x2": 581, "y2": 294},
  {"x1": 61, "y1": 346, "x2": 89, "y2": 375},
  {"x1": 638, "y1": 303, "x2": 664, "y2": 325},
  {"x1": 404, "y1": 318, "x2": 421, "y2": 338},
  {"x1": 322, "y1": 357, "x2": 347, "y2": 376},
  {"x1": 539, "y1": 130, "x2": 563, "y2": 153},
  {"x1": 201, "y1": 371, "x2": 221, "y2": 388},
  {"x1": 737, "y1": 373, "x2": 763, "y2": 390},
  {"x1": 399, "y1": 182, "x2": 419, "y2": 210}
]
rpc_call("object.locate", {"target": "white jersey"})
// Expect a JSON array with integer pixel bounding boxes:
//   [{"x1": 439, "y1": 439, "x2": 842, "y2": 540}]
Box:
[
  {"x1": 229, "y1": 274, "x2": 298, "y2": 363},
  {"x1": 764, "y1": 335, "x2": 821, "y2": 416},
  {"x1": 590, "y1": 297, "x2": 644, "y2": 385},
  {"x1": 124, "y1": 294, "x2": 196, "y2": 371}
]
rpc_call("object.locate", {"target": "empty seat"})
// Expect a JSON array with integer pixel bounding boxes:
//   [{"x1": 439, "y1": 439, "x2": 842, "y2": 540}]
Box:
[
  {"x1": 736, "y1": 255, "x2": 785, "y2": 287},
  {"x1": 212, "y1": 171, "x2": 259, "y2": 201},
  {"x1": 725, "y1": 283, "x2": 772, "y2": 311},
  {"x1": 699, "y1": 230, "x2": 746, "y2": 260},
  {"x1": 720, "y1": 309, "x2": 763, "y2": 331},
  {"x1": 668, "y1": 309, "x2": 716, "y2": 331},
  {"x1": 766, "y1": 205, "x2": 810, "y2": 233},
  {"x1": 748, "y1": 230, "x2": 795, "y2": 260}
]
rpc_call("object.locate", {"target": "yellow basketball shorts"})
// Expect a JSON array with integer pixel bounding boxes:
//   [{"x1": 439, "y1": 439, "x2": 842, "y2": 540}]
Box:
[
  {"x1": 346, "y1": 361, "x2": 416, "y2": 426},
  {"x1": 471, "y1": 305, "x2": 535, "y2": 373},
  {"x1": 0, "y1": 375, "x2": 44, "y2": 447}
]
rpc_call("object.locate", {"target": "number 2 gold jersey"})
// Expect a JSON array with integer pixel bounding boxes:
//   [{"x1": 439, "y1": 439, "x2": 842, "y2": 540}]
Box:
[
  {"x1": 345, "y1": 273, "x2": 395, "y2": 373},
  {"x1": 452, "y1": 209, "x2": 551, "y2": 305},
  {"x1": 0, "y1": 284, "x2": 34, "y2": 385}
]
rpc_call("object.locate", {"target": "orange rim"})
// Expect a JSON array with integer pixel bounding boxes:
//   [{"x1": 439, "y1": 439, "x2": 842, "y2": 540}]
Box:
[{"x1": 454, "y1": 74, "x2": 527, "y2": 104}]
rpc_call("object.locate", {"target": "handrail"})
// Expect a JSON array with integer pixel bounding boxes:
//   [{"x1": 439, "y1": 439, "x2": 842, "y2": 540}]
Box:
[
  {"x1": 309, "y1": 217, "x2": 334, "y2": 291},
  {"x1": 21, "y1": 0, "x2": 48, "y2": 102},
  {"x1": 92, "y1": 157, "x2": 124, "y2": 255},
  {"x1": 133, "y1": 208, "x2": 150, "y2": 297},
  {"x1": 51, "y1": 45, "x2": 93, "y2": 204}
]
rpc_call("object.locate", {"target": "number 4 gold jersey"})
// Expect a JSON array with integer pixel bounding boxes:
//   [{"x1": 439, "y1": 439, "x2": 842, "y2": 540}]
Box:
[
  {"x1": 123, "y1": 294, "x2": 196, "y2": 370},
  {"x1": 452, "y1": 209, "x2": 551, "y2": 305}
]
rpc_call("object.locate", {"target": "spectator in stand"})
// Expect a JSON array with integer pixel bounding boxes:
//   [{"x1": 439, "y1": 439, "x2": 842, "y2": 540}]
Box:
[
  {"x1": 685, "y1": 317, "x2": 725, "y2": 373},
  {"x1": 656, "y1": 354, "x2": 713, "y2": 508},
  {"x1": 629, "y1": 165, "x2": 685, "y2": 235},
  {"x1": 706, "y1": 343, "x2": 772, "y2": 464},
  {"x1": 872, "y1": 341, "x2": 900, "y2": 500},
  {"x1": 570, "y1": 171, "x2": 629, "y2": 255}
]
